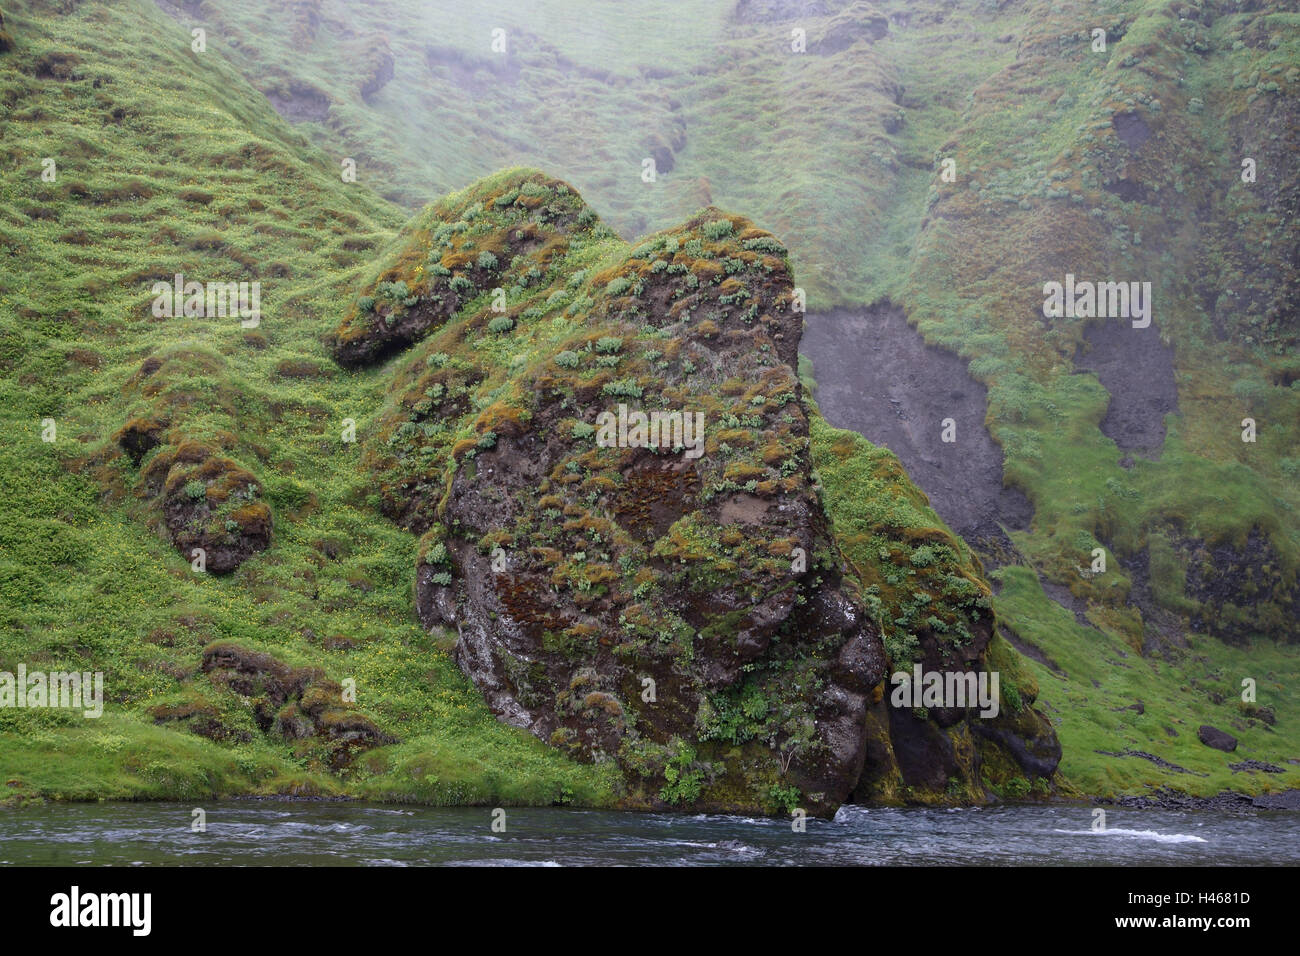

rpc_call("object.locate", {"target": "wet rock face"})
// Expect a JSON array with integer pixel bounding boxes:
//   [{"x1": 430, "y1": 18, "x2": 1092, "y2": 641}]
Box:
[
  {"x1": 1109, "y1": 522, "x2": 1299, "y2": 648},
  {"x1": 800, "y1": 302, "x2": 1032, "y2": 563},
  {"x1": 1112, "y1": 110, "x2": 1153, "y2": 152},
  {"x1": 264, "y1": 83, "x2": 330, "y2": 124},
  {"x1": 1164, "y1": 526, "x2": 1297, "y2": 646},
  {"x1": 414, "y1": 208, "x2": 887, "y2": 814},
  {"x1": 1072, "y1": 319, "x2": 1179, "y2": 460}
]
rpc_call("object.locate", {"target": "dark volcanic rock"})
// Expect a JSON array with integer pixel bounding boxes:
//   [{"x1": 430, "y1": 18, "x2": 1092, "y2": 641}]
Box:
[
  {"x1": 1252, "y1": 789, "x2": 1300, "y2": 809},
  {"x1": 1229, "y1": 759, "x2": 1284, "y2": 774},
  {"x1": 1114, "y1": 522, "x2": 1300, "y2": 647},
  {"x1": 1198, "y1": 724, "x2": 1238, "y2": 752},
  {"x1": 415, "y1": 206, "x2": 886, "y2": 815},
  {"x1": 1095, "y1": 748, "x2": 1205, "y2": 776},
  {"x1": 1112, "y1": 110, "x2": 1152, "y2": 151},
  {"x1": 1072, "y1": 319, "x2": 1179, "y2": 460}
]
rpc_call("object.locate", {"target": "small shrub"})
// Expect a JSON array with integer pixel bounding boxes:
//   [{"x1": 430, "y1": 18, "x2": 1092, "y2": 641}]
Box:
[
  {"x1": 376, "y1": 279, "x2": 409, "y2": 302},
  {"x1": 605, "y1": 276, "x2": 633, "y2": 296},
  {"x1": 742, "y1": 235, "x2": 786, "y2": 255},
  {"x1": 602, "y1": 378, "x2": 643, "y2": 399},
  {"x1": 910, "y1": 545, "x2": 938, "y2": 568}
]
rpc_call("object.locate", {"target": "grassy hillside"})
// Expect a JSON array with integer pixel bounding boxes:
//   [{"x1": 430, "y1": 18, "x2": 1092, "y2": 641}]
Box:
[
  {"x1": 0, "y1": 0, "x2": 1295, "y2": 806},
  {"x1": 0, "y1": 0, "x2": 616, "y2": 806},
  {"x1": 158, "y1": 0, "x2": 1300, "y2": 631}
]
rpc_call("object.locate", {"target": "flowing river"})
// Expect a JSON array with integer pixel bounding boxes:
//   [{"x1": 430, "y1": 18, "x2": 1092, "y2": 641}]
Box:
[{"x1": 2, "y1": 802, "x2": 1297, "y2": 866}]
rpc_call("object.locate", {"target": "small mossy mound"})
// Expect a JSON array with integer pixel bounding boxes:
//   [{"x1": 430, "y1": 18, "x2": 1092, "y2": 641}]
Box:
[
  {"x1": 197, "y1": 642, "x2": 395, "y2": 769},
  {"x1": 143, "y1": 441, "x2": 271, "y2": 574},
  {"x1": 98, "y1": 348, "x2": 274, "y2": 573}
]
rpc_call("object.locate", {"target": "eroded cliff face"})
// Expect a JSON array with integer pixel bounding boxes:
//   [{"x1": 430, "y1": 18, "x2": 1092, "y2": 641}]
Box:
[{"x1": 338, "y1": 168, "x2": 1058, "y2": 813}]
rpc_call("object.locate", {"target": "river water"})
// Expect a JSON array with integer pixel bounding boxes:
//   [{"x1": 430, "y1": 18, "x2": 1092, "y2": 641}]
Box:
[{"x1": 2, "y1": 802, "x2": 1297, "y2": 866}]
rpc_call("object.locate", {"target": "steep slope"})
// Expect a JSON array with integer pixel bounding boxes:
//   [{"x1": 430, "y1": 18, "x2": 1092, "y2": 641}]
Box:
[
  {"x1": 158, "y1": 0, "x2": 1300, "y2": 654},
  {"x1": 3, "y1": 0, "x2": 1296, "y2": 808},
  {"x1": 175, "y1": 0, "x2": 1299, "y2": 633},
  {"x1": 0, "y1": 0, "x2": 1056, "y2": 813},
  {"x1": 0, "y1": 0, "x2": 617, "y2": 806}
]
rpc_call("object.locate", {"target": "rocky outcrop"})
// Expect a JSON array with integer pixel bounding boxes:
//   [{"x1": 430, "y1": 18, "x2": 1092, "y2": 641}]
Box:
[
  {"x1": 359, "y1": 34, "x2": 394, "y2": 103},
  {"x1": 327, "y1": 176, "x2": 597, "y2": 368},
  {"x1": 343, "y1": 168, "x2": 1059, "y2": 813},
  {"x1": 417, "y1": 203, "x2": 884, "y2": 814},
  {"x1": 0, "y1": 9, "x2": 14, "y2": 55}
]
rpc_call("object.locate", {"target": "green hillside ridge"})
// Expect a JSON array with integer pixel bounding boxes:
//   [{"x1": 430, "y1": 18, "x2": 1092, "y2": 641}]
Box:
[
  {"x1": 0, "y1": 0, "x2": 616, "y2": 806},
  {"x1": 157, "y1": 0, "x2": 1300, "y2": 640},
  {"x1": 0, "y1": 0, "x2": 1295, "y2": 808}
]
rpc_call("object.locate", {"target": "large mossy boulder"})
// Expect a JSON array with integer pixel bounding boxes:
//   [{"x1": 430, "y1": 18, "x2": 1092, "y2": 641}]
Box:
[{"x1": 342, "y1": 167, "x2": 1059, "y2": 813}]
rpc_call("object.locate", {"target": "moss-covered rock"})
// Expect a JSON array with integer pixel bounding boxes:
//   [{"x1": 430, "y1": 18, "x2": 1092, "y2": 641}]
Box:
[
  {"x1": 99, "y1": 349, "x2": 274, "y2": 573},
  {"x1": 200, "y1": 642, "x2": 395, "y2": 768},
  {"x1": 345, "y1": 168, "x2": 1058, "y2": 813}
]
